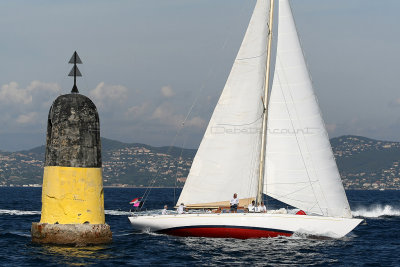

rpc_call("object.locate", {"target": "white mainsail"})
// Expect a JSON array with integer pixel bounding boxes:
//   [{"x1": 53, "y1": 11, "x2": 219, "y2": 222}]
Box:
[
  {"x1": 177, "y1": 0, "x2": 271, "y2": 207},
  {"x1": 264, "y1": 0, "x2": 352, "y2": 218}
]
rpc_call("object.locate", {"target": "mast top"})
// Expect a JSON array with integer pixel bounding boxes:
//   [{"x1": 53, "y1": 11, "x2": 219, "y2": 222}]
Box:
[{"x1": 68, "y1": 51, "x2": 83, "y2": 94}]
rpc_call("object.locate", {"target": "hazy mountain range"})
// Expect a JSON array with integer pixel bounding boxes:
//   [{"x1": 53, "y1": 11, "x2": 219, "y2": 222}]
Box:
[{"x1": 1, "y1": 135, "x2": 399, "y2": 190}]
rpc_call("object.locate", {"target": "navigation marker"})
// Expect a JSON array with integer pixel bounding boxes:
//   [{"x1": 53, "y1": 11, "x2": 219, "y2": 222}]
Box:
[
  {"x1": 68, "y1": 51, "x2": 82, "y2": 93},
  {"x1": 31, "y1": 52, "x2": 112, "y2": 246}
]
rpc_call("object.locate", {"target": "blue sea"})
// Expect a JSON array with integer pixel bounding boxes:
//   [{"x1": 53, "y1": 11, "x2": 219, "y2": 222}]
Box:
[{"x1": 0, "y1": 187, "x2": 399, "y2": 266}]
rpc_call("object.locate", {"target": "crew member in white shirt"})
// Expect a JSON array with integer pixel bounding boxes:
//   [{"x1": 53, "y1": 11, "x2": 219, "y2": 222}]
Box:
[
  {"x1": 230, "y1": 193, "x2": 239, "y2": 213},
  {"x1": 258, "y1": 201, "x2": 267, "y2": 213},
  {"x1": 177, "y1": 203, "x2": 186, "y2": 214},
  {"x1": 162, "y1": 205, "x2": 168, "y2": 215},
  {"x1": 247, "y1": 200, "x2": 256, "y2": 212}
]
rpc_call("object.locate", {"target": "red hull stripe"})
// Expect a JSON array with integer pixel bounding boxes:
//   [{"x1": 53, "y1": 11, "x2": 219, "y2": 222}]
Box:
[{"x1": 157, "y1": 225, "x2": 293, "y2": 239}]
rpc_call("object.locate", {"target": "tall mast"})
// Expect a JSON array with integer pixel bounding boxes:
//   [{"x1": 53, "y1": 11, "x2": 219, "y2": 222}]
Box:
[{"x1": 256, "y1": 0, "x2": 275, "y2": 205}]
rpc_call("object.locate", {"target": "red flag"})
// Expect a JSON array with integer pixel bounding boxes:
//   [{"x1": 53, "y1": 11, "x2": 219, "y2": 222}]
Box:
[{"x1": 129, "y1": 197, "x2": 142, "y2": 205}]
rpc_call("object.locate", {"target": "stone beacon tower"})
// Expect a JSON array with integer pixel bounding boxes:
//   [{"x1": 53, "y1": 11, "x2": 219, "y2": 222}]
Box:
[{"x1": 31, "y1": 52, "x2": 112, "y2": 245}]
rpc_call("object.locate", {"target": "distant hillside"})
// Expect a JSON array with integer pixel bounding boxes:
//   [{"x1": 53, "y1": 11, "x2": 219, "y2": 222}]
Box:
[
  {"x1": 19, "y1": 137, "x2": 197, "y2": 160},
  {"x1": 1, "y1": 135, "x2": 400, "y2": 189},
  {"x1": 331, "y1": 135, "x2": 400, "y2": 189},
  {"x1": 0, "y1": 137, "x2": 196, "y2": 187}
]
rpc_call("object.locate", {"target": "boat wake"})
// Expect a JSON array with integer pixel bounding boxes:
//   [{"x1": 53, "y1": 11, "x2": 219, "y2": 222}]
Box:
[
  {"x1": 0, "y1": 209, "x2": 40, "y2": 216},
  {"x1": 352, "y1": 205, "x2": 400, "y2": 218}
]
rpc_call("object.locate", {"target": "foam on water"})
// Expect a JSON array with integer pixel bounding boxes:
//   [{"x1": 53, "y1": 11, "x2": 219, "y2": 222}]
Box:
[
  {"x1": 0, "y1": 209, "x2": 41, "y2": 216},
  {"x1": 0, "y1": 209, "x2": 135, "y2": 216},
  {"x1": 106, "y1": 209, "x2": 166, "y2": 216},
  {"x1": 352, "y1": 204, "x2": 400, "y2": 218},
  {"x1": 105, "y1": 210, "x2": 132, "y2": 216}
]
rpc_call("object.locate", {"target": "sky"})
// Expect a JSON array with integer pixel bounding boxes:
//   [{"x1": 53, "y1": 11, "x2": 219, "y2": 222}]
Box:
[{"x1": 0, "y1": 0, "x2": 399, "y2": 151}]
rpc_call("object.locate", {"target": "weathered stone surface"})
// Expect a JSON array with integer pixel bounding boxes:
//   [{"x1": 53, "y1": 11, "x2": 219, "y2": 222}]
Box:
[
  {"x1": 34, "y1": 91, "x2": 111, "y2": 246},
  {"x1": 31, "y1": 223, "x2": 112, "y2": 246},
  {"x1": 45, "y1": 93, "x2": 101, "y2": 168}
]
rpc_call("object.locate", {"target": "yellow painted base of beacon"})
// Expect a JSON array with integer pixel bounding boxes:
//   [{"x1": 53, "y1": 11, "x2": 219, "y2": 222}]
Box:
[{"x1": 40, "y1": 166, "x2": 105, "y2": 224}]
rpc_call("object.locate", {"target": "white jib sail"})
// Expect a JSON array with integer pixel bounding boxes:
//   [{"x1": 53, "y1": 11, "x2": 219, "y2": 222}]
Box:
[
  {"x1": 177, "y1": 0, "x2": 271, "y2": 207},
  {"x1": 264, "y1": 0, "x2": 352, "y2": 218}
]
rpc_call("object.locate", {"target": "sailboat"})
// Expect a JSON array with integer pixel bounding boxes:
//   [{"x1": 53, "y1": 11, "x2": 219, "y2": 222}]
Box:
[{"x1": 129, "y1": 0, "x2": 362, "y2": 239}]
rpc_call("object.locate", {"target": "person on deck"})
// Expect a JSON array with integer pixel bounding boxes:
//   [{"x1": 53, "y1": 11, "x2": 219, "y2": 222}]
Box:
[
  {"x1": 258, "y1": 201, "x2": 267, "y2": 213},
  {"x1": 230, "y1": 193, "x2": 239, "y2": 213},
  {"x1": 177, "y1": 203, "x2": 186, "y2": 214},
  {"x1": 247, "y1": 200, "x2": 256, "y2": 212},
  {"x1": 162, "y1": 205, "x2": 168, "y2": 215}
]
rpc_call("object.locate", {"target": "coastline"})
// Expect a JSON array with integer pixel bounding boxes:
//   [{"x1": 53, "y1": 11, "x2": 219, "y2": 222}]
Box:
[{"x1": 0, "y1": 185, "x2": 394, "y2": 190}]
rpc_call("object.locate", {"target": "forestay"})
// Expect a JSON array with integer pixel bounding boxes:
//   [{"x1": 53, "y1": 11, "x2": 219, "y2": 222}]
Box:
[
  {"x1": 264, "y1": 0, "x2": 352, "y2": 218},
  {"x1": 177, "y1": 0, "x2": 271, "y2": 207}
]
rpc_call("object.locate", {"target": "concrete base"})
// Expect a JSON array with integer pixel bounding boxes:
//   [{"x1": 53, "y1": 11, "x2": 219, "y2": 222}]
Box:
[{"x1": 31, "y1": 223, "x2": 112, "y2": 246}]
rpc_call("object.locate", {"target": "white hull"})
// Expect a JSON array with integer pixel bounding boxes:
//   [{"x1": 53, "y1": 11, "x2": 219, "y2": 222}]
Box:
[{"x1": 129, "y1": 213, "x2": 362, "y2": 239}]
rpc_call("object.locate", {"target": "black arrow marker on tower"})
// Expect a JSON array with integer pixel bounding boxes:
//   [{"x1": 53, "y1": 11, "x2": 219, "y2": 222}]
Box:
[{"x1": 68, "y1": 51, "x2": 82, "y2": 93}]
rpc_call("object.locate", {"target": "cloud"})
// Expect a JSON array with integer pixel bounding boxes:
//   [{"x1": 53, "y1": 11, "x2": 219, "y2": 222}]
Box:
[
  {"x1": 127, "y1": 102, "x2": 150, "y2": 118},
  {"x1": 89, "y1": 82, "x2": 128, "y2": 109},
  {"x1": 151, "y1": 104, "x2": 171, "y2": 120},
  {"x1": 0, "y1": 81, "x2": 61, "y2": 129},
  {"x1": 16, "y1": 112, "x2": 38, "y2": 124},
  {"x1": 0, "y1": 81, "x2": 60, "y2": 106},
  {"x1": 0, "y1": 82, "x2": 32, "y2": 105},
  {"x1": 161, "y1": 85, "x2": 174, "y2": 98},
  {"x1": 0, "y1": 80, "x2": 208, "y2": 150}
]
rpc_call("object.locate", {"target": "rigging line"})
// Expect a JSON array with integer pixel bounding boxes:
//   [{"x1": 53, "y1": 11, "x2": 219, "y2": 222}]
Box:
[
  {"x1": 287, "y1": 1, "x2": 336, "y2": 215},
  {"x1": 181, "y1": 67, "x2": 214, "y2": 127},
  {"x1": 267, "y1": 188, "x2": 320, "y2": 205},
  {"x1": 140, "y1": 0, "x2": 253, "y2": 209},
  {"x1": 247, "y1": 119, "x2": 262, "y2": 206},
  {"x1": 140, "y1": 88, "x2": 202, "y2": 207},
  {"x1": 267, "y1": 180, "x2": 318, "y2": 199},
  {"x1": 267, "y1": 181, "x2": 318, "y2": 185},
  {"x1": 275, "y1": 56, "x2": 324, "y2": 215},
  {"x1": 181, "y1": 0, "x2": 252, "y2": 129},
  {"x1": 139, "y1": 42, "x2": 225, "y2": 209},
  {"x1": 140, "y1": 136, "x2": 181, "y2": 209},
  {"x1": 140, "y1": 144, "x2": 181, "y2": 208},
  {"x1": 174, "y1": 135, "x2": 188, "y2": 205},
  {"x1": 138, "y1": 90, "x2": 205, "y2": 208},
  {"x1": 236, "y1": 50, "x2": 267, "y2": 61},
  {"x1": 308, "y1": 202, "x2": 320, "y2": 214},
  {"x1": 292, "y1": 27, "x2": 350, "y2": 218},
  {"x1": 217, "y1": 115, "x2": 263, "y2": 127}
]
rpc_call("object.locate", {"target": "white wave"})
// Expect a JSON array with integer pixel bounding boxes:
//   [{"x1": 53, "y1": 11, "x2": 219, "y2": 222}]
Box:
[
  {"x1": 0, "y1": 209, "x2": 157, "y2": 216},
  {"x1": 105, "y1": 210, "x2": 132, "y2": 216},
  {"x1": 0, "y1": 209, "x2": 41, "y2": 216},
  {"x1": 352, "y1": 205, "x2": 400, "y2": 218}
]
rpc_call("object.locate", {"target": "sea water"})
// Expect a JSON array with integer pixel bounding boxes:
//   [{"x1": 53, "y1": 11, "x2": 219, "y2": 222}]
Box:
[{"x1": 0, "y1": 187, "x2": 399, "y2": 266}]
